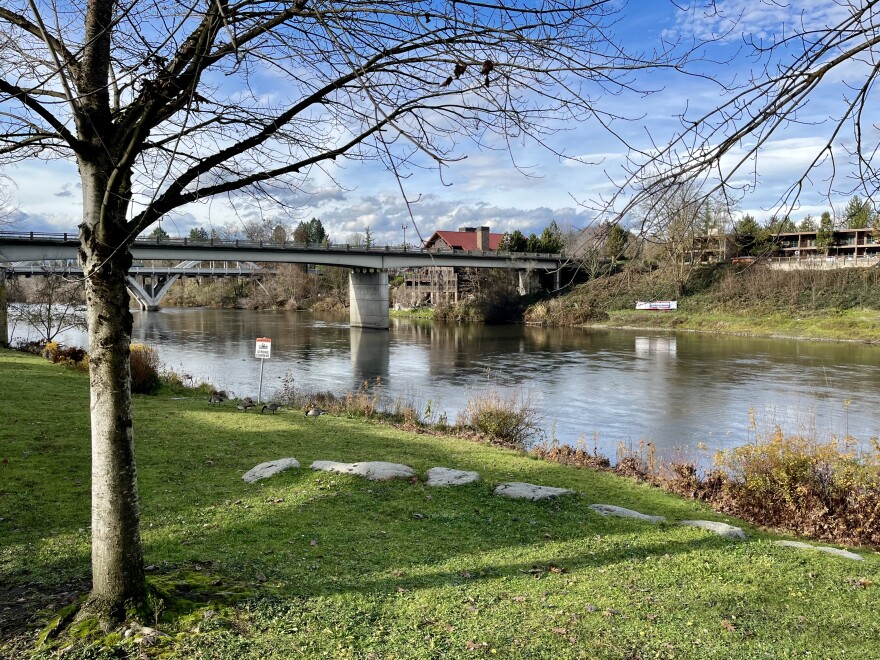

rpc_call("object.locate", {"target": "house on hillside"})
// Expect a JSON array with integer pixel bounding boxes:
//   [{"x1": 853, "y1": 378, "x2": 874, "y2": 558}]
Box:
[{"x1": 401, "y1": 226, "x2": 504, "y2": 307}]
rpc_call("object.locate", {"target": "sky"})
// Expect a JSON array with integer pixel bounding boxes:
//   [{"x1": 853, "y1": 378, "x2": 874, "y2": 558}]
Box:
[{"x1": 2, "y1": 0, "x2": 875, "y2": 246}]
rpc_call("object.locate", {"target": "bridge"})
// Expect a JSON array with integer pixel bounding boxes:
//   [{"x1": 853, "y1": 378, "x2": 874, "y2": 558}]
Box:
[
  {"x1": 0, "y1": 231, "x2": 563, "y2": 329},
  {"x1": 4, "y1": 260, "x2": 269, "y2": 312}
]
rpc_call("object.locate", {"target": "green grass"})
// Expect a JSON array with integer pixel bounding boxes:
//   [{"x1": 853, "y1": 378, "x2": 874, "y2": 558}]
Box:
[
  {"x1": 390, "y1": 308, "x2": 435, "y2": 320},
  {"x1": 603, "y1": 308, "x2": 880, "y2": 342},
  {"x1": 1, "y1": 349, "x2": 879, "y2": 658}
]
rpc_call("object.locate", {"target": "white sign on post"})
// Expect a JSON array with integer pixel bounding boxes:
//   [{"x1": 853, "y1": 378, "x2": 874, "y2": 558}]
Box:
[
  {"x1": 255, "y1": 337, "x2": 272, "y2": 358},
  {"x1": 255, "y1": 337, "x2": 271, "y2": 403}
]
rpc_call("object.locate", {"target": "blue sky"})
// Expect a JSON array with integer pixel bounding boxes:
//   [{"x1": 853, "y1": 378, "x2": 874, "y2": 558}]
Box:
[{"x1": 3, "y1": 0, "x2": 872, "y2": 245}]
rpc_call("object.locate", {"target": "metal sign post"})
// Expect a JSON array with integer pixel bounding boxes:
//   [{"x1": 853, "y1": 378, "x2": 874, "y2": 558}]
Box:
[{"x1": 255, "y1": 337, "x2": 272, "y2": 403}]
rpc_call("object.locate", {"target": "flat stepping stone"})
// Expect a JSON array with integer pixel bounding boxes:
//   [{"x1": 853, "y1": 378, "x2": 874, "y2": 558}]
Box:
[
  {"x1": 589, "y1": 504, "x2": 665, "y2": 523},
  {"x1": 494, "y1": 482, "x2": 573, "y2": 501},
  {"x1": 242, "y1": 458, "x2": 300, "y2": 483},
  {"x1": 680, "y1": 520, "x2": 746, "y2": 540},
  {"x1": 774, "y1": 540, "x2": 863, "y2": 561},
  {"x1": 310, "y1": 460, "x2": 415, "y2": 481},
  {"x1": 426, "y1": 467, "x2": 480, "y2": 486}
]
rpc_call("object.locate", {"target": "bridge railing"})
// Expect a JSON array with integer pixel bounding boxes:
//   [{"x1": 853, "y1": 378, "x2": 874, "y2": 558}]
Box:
[{"x1": 0, "y1": 231, "x2": 563, "y2": 260}]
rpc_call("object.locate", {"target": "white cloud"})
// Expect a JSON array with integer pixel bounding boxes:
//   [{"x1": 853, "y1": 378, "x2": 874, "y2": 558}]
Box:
[{"x1": 672, "y1": 0, "x2": 848, "y2": 42}]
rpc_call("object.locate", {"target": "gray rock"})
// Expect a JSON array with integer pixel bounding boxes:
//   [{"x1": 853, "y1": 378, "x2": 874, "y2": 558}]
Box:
[
  {"x1": 680, "y1": 519, "x2": 746, "y2": 540},
  {"x1": 774, "y1": 540, "x2": 863, "y2": 561},
  {"x1": 426, "y1": 467, "x2": 480, "y2": 486},
  {"x1": 310, "y1": 460, "x2": 415, "y2": 481},
  {"x1": 589, "y1": 504, "x2": 665, "y2": 523},
  {"x1": 494, "y1": 482, "x2": 573, "y2": 501},
  {"x1": 242, "y1": 458, "x2": 300, "y2": 483}
]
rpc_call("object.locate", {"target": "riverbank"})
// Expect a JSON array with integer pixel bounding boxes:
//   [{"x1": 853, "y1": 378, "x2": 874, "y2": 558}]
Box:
[
  {"x1": 2, "y1": 349, "x2": 878, "y2": 658},
  {"x1": 524, "y1": 264, "x2": 880, "y2": 343},
  {"x1": 591, "y1": 307, "x2": 880, "y2": 344}
]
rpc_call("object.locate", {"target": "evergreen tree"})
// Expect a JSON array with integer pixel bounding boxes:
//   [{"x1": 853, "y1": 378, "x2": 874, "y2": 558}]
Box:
[
  {"x1": 816, "y1": 211, "x2": 835, "y2": 254},
  {"x1": 844, "y1": 195, "x2": 873, "y2": 229},
  {"x1": 500, "y1": 230, "x2": 528, "y2": 252},
  {"x1": 294, "y1": 218, "x2": 330, "y2": 245},
  {"x1": 733, "y1": 214, "x2": 768, "y2": 256},
  {"x1": 188, "y1": 227, "x2": 209, "y2": 241},
  {"x1": 799, "y1": 215, "x2": 816, "y2": 231},
  {"x1": 603, "y1": 223, "x2": 629, "y2": 262},
  {"x1": 148, "y1": 225, "x2": 170, "y2": 240},
  {"x1": 538, "y1": 221, "x2": 564, "y2": 253}
]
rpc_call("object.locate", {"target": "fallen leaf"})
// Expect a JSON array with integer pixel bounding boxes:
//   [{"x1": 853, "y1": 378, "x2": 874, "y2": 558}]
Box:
[
  {"x1": 549, "y1": 565, "x2": 567, "y2": 574},
  {"x1": 512, "y1": 595, "x2": 527, "y2": 603},
  {"x1": 397, "y1": 586, "x2": 408, "y2": 593},
  {"x1": 602, "y1": 609, "x2": 619, "y2": 617},
  {"x1": 552, "y1": 627, "x2": 568, "y2": 635},
  {"x1": 459, "y1": 571, "x2": 474, "y2": 579},
  {"x1": 466, "y1": 640, "x2": 488, "y2": 651},
  {"x1": 721, "y1": 619, "x2": 737, "y2": 632},
  {"x1": 309, "y1": 539, "x2": 318, "y2": 546}
]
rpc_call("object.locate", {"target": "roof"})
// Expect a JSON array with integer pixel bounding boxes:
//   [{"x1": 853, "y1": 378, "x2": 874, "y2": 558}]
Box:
[{"x1": 424, "y1": 230, "x2": 504, "y2": 251}]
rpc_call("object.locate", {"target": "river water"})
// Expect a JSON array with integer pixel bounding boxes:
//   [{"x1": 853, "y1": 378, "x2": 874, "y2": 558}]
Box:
[{"x1": 9, "y1": 307, "x2": 880, "y2": 461}]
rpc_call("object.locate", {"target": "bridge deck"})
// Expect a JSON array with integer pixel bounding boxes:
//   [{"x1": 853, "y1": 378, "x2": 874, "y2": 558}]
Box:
[{"x1": 0, "y1": 231, "x2": 562, "y2": 270}]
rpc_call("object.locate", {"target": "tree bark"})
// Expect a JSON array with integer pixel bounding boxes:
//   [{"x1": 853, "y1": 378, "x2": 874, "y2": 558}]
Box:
[
  {"x1": 1, "y1": 267, "x2": 7, "y2": 346},
  {"x1": 79, "y1": 159, "x2": 146, "y2": 624}
]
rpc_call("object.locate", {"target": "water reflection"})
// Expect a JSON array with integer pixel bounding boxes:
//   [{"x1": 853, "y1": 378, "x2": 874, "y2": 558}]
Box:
[
  {"x1": 350, "y1": 327, "x2": 390, "y2": 386},
  {"x1": 9, "y1": 307, "x2": 880, "y2": 461}
]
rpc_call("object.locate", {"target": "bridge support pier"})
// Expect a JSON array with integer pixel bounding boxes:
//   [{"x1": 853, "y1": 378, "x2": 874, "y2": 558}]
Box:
[
  {"x1": 126, "y1": 274, "x2": 181, "y2": 311},
  {"x1": 349, "y1": 270, "x2": 389, "y2": 329},
  {"x1": 517, "y1": 269, "x2": 541, "y2": 296}
]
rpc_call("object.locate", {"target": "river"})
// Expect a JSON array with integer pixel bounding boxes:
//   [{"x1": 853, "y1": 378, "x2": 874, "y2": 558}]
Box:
[{"x1": 9, "y1": 307, "x2": 880, "y2": 462}]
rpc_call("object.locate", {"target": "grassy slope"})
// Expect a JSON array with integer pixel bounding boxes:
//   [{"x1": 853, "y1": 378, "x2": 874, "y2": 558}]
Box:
[
  {"x1": 1, "y1": 350, "x2": 879, "y2": 659},
  {"x1": 528, "y1": 265, "x2": 880, "y2": 342}
]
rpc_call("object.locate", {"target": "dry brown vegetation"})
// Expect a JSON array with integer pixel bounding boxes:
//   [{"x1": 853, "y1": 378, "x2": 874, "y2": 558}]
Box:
[{"x1": 534, "y1": 429, "x2": 880, "y2": 549}]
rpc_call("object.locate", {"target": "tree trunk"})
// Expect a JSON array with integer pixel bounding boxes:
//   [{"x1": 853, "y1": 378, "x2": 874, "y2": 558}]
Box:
[
  {"x1": 1, "y1": 267, "x2": 7, "y2": 346},
  {"x1": 79, "y1": 161, "x2": 146, "y2": 624}
]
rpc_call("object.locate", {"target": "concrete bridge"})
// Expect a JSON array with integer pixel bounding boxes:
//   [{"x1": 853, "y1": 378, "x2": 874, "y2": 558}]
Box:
[
  {"x1": 1, "y1": 231, "x2": 563, "y2": 330},
  {"x1": 4, "y1": 260, "x2": 269, "y2": 311}
]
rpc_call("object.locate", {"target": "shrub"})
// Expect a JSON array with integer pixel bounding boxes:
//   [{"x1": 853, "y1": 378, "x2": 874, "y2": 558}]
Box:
[
  {"x1": 337, "y1": 378, "x2": 385, "y2": 419},
  {"x1": 709, "y1": 429, "x2": 880, "y2": 547},
  {"x1": 43, "y1": 342, "x2": 88, "y2": 365},
  {"x1": 130, "y1": 344, "x2": 160, "y2": 394},
  {"x1": 531, "y1": 441, "x2": 610, "y2": 469},
  {"x1": 457, "y1": 386, "x2": 542, "y2": 449}
]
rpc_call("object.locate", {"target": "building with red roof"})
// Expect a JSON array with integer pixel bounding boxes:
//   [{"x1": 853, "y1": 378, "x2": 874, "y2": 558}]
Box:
[
  {"x1": 424, "y1": 226, "x2": 504, "y2": 252},
  {"x1": 400, "y1": 226, "x2": 504, "y2": 307}
]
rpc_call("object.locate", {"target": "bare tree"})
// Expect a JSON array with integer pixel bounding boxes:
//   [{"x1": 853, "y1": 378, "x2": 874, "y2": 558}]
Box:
[
  {"x1": 0, "y1": 0, "x2": 697, "y2": 623},
  {"x1": 636, "y1": 175, "x2": 730, "y2": 292},
  {"x1": 0, "y1": 174, "x2": 17, "y2": 230},
  {"x1": 9, "y1": 270, "x2": 87, "y2": 342},
  {"x1": 618, "y1": 1, "x2": 880, "y2": 222}
]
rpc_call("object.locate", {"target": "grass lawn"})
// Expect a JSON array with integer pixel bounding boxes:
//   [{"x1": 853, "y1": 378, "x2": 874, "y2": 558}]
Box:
[
  {"x1": 602, "y1": 309, "x2": 880, "y2": 343},
  {"x1": 1, "y1": 349, "x2": 878, "y2": 659}
]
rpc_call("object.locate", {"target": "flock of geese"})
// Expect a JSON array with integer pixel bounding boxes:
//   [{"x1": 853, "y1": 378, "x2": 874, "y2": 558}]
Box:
[{"x1": 208, "y1": 393, "x2": 325, "y2": 417}]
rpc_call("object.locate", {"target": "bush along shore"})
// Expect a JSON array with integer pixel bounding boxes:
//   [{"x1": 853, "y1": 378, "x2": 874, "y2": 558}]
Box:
[{"x1": 2, "y1": 347, "x2": 879, "y2": 659}]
